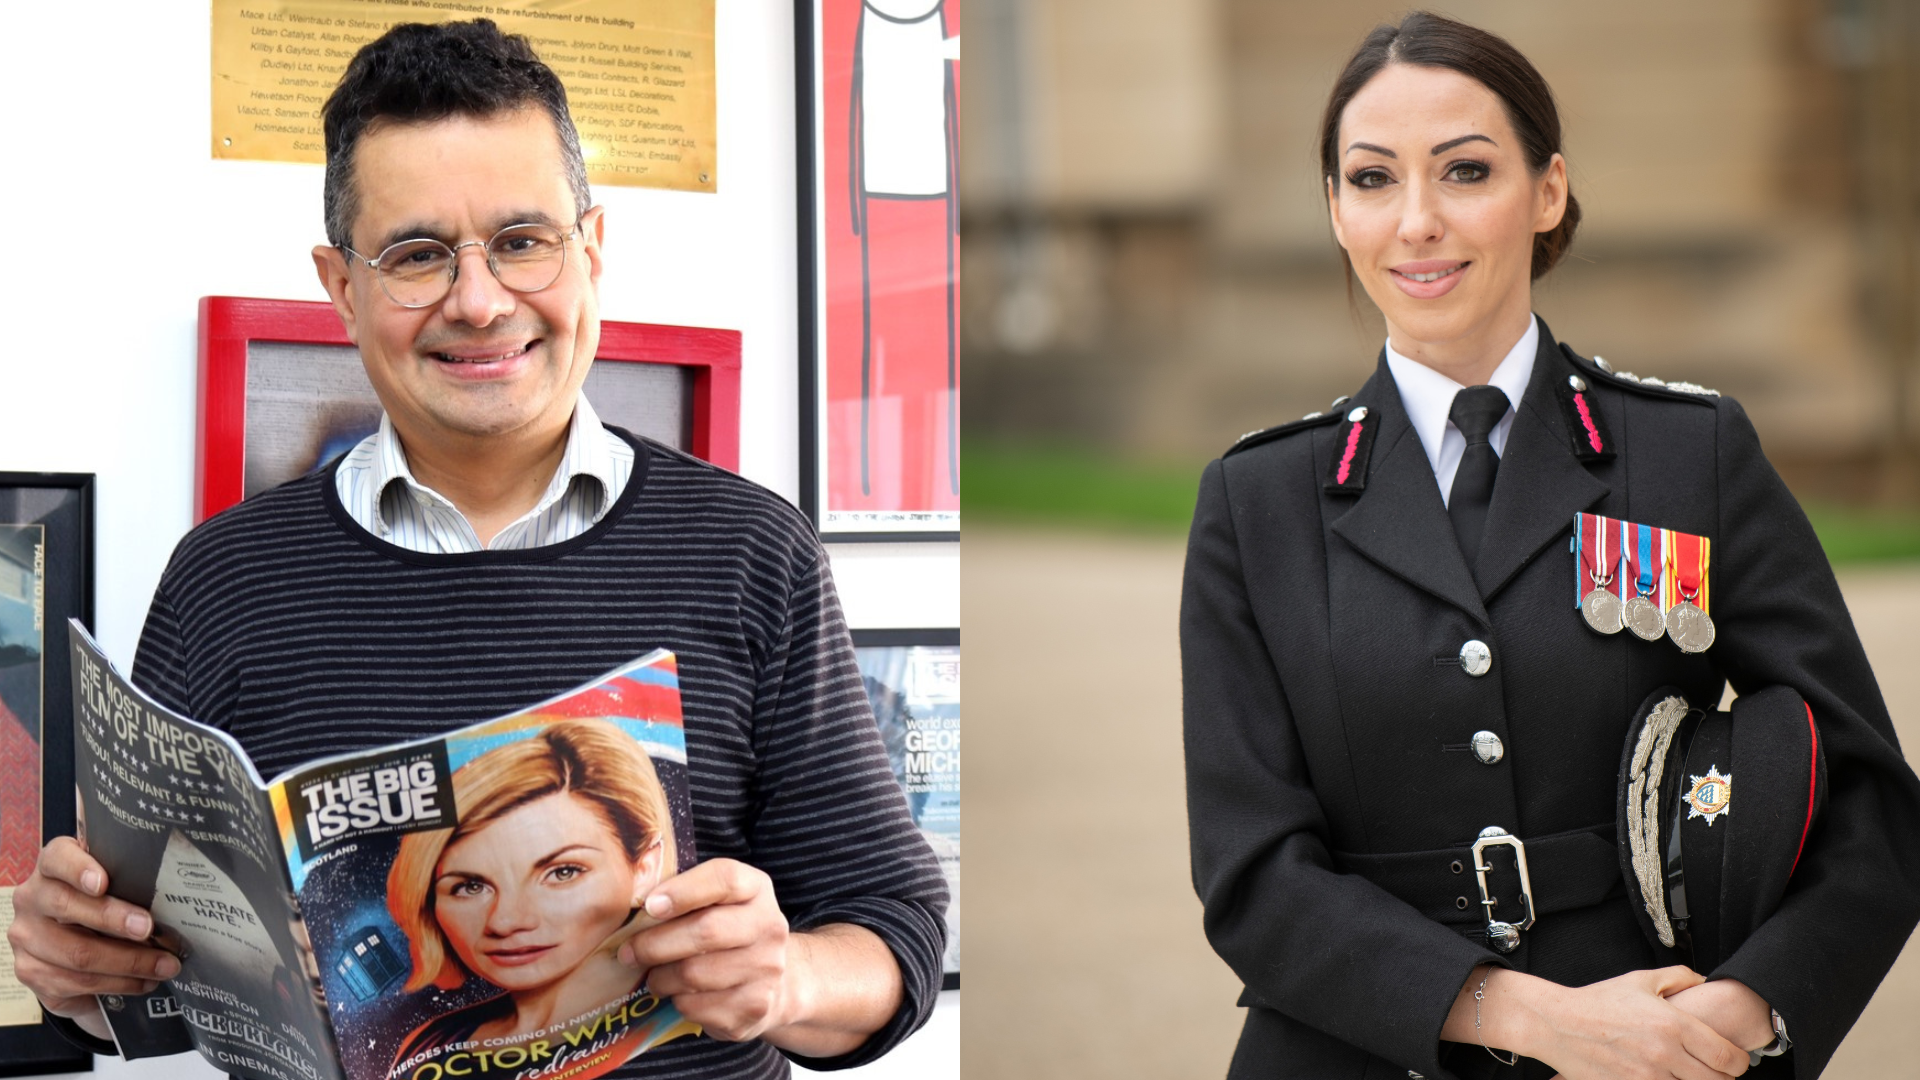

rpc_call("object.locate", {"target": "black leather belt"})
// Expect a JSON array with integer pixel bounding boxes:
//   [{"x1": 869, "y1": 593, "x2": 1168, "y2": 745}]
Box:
[{"x1": 1336, "y1": 823, "x2": 1622, "y2": 947}]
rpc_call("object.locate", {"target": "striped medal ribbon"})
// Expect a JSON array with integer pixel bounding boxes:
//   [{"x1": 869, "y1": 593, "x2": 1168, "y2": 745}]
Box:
[{"x1": 1575, "y1": 512, "x2": 1625, "y2": 635}]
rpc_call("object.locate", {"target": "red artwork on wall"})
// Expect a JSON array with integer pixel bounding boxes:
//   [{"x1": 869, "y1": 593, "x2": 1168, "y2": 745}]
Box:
[
  {"x1": 808, "y1": 0, "x2": 960, "y2": 537},
  {"x1": 0, "y1": 695, "x2": 38, "y2": 887}
]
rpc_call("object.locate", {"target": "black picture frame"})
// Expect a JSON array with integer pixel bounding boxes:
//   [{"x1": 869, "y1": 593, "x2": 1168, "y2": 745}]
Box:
[
  {"x1": 850, "y1": 628, "x2": 960, "y2": 989},
  {"x1": 796, "y1": 0, "x2": 962, "y2": 544},
  {"x1": 0, "y1": 472, "x2": 94, "y2": 1075}
]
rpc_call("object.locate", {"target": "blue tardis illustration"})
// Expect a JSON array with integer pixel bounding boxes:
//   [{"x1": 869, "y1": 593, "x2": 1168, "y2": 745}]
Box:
[{"x1": 334, "y1": 926, "x2": 406, "y2": 1001}]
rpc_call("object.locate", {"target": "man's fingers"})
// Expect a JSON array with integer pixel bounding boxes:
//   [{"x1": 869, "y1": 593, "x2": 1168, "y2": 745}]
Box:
[
  {"x1": 25, "y1": 874, "x2": 156, "y2": 943},
  {"x1": 624, "y1": 859, "x2": 793, "y2": 1046},
  {"x1": 26, "y1": 839, "x2": 153, "y2": 943},
  {"x1": 19, "y1": 924, "x2": 181, "y2": 981},
  {"x1": 23, "y1": 966, "x2": 165, "y2": 1001},
  {"x1": 13, "y1": 926, "x2": 179, "y2": 1001},
  {"x1": 626, "y1": 902, "x2": 766, "y2": 970},
  {"x1": 644, "y1": 958, "x2": 694, "y2": 998},
  {"x1": 641, "y1": 859, "x2": 766, "y2": 921},
  {"x1": 664, "y1": 986, "x2": 777, "y2": 1043},
  {"x1": 669, "y1": 989, "x2": 741, "y2": 1039},
  {"x1": 643, "y1": 945, "x2": 768, "y2": 999},
  {"x1": 35, "y1": 991, "x2": 111, "y2": 1019},
  {"x1": 36, "y1": 837, "x2": 107, "y2": 896}
]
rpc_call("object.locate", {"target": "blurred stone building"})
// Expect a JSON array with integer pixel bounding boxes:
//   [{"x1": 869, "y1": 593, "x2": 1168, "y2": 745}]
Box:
[{"x1": 962, "y1": 0, "x2": 1920, "y2": 500}]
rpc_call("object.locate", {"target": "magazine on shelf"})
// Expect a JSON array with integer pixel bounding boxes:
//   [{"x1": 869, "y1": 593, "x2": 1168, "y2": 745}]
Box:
[{"x1": 67, "y1": 620, "x2": 701, "y2": 1080}]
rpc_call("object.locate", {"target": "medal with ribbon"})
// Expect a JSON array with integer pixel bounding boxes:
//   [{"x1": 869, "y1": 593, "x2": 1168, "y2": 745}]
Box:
[
  {"x1": 1574, "y1": 513, "x2": 1715, "y2": 651},
  {"x1": 1666, "y1": 527, "x2": 1715, "y2": 653},
  {"x1": 1624, "y1": 522, "x2": 1667, "y2": 641},
  {"x1": 1575, "y1": 512, "x2": 1625, "y2": 635}
]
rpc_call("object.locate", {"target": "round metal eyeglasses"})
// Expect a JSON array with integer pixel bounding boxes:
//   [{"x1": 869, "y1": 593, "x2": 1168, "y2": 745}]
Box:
[{"x1": 340, "y1": 221, "x2": 580, "y2": 308}]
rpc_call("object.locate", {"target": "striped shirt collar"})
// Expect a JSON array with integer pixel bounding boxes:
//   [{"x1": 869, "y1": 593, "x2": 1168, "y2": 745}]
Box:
[{"x1": 339, "y1": 395, "x2": 630, "y2": 552}]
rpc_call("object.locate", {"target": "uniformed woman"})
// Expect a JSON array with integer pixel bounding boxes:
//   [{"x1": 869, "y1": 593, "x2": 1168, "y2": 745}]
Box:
[{"x1": 1181, "y1": 12, "x2": 1920, "y2": 1080}]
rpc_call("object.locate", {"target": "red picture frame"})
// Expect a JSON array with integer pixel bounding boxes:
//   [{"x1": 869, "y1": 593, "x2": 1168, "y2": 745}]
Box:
[{"x1": 196, "y1": 296, "x2": 741, "y2": 523}]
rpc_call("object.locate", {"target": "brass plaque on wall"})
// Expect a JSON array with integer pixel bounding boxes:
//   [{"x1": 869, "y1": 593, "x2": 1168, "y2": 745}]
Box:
[{"x1": 211, "y1": 0, "x2": 716, "y2": 192}]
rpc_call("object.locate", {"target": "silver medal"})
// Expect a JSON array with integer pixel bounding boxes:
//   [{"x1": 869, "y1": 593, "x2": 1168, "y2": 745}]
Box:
[
  {"x1": 1624, "y1": 595, "x2": 1666, "y2": 641},
  {"x1": 1666, "y1": 600, "x2": 1716, "y2": 654},
  {"x1": 1582, "y1": 589, "x2": 1624, "y2": 635}
]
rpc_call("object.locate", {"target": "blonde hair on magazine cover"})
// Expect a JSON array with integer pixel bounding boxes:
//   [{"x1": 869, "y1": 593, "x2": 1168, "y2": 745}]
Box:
[{"x1": 387, "y1": 718, "x2": 679, "y2": 992}]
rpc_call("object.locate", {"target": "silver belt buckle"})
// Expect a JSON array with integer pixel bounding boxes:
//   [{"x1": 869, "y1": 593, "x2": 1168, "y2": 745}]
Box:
[{"x1": 1472, "y1": 826, "x2": 1535, "y2": 953}]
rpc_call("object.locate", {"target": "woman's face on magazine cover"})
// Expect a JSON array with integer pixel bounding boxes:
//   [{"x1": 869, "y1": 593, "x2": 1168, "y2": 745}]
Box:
[
  {"x1": 1327, "y1": 63, "x2": 1566, "y2": 352},
  {"x1": 432, "y1": 792, "x2": 662, "y2": 992}
]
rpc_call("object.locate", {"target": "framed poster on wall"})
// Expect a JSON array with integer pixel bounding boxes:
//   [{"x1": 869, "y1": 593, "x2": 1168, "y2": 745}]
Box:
[
  {"x1": 195, "y1": 297, "x2": 742, "y2": 522},
  {"x1": 851, "y1": 629, "x2": 959, "y2": 987},
  {"x1": 0, "y1": 473, "x2": 93, "y2": 1075},
  {"x1": 798, "y1": 0, "x2": 961, "y2": 540}
]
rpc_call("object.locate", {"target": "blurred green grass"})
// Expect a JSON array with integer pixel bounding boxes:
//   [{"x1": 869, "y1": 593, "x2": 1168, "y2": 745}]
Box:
[
  {"x1": 963, "y1": 442, "x2": 1203, "y2": 533},
  {"x1": 964, "y1": 442, "x2": 1920, "y2": 563},
  {"x1": 1804, "y1": 505, "x2": 1920, "y2": 563}
]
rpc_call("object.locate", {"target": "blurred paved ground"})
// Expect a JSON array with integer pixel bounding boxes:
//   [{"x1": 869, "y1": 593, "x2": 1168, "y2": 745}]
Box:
[{"x1": 964, "y1": 527, "x2": 1920, "y2": 1080}]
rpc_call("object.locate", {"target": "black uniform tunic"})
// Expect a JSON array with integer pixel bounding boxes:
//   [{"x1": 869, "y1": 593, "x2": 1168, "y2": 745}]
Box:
[{"x1": 1182, "y1": 320, "x2": 1920, "y2": 1079}]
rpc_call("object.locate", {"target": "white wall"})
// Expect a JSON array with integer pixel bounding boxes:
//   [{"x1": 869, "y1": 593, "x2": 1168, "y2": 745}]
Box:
[{"x1": 0, "y1": 2, "x2": 955, "y2": 1077}]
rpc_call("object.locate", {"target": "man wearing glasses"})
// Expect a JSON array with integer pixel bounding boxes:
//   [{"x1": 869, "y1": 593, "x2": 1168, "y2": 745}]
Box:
[{"x1": 8, "y1": 20, "x2": 946, "y2": 1079}]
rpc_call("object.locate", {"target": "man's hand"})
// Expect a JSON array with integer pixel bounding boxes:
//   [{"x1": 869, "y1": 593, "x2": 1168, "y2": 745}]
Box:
[
  {"x1": 8, "y1": 837, "x2": 180, "y2": 1041},
  {"x1": 617, "y1": 858, "x2": 903, "y2": 1058},
  {"x1": 1665, "y1": 978, "x2": 1775, "y2": 1053},
  {"x1": 619, "y1": 859, "x2": 794, "y2": 1042},
  {"x1": 1445, "y1": 964, "x2": 1751, "y2": 1080}
]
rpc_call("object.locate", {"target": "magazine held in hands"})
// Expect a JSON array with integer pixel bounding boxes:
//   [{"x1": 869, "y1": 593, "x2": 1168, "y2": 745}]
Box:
[{"x1": 67, "y1": 620, "x2": 702, "y2": 1080}]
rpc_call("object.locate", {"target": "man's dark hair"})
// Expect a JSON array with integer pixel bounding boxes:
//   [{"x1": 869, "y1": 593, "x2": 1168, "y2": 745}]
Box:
[{"x1": 321, "y1": 19, "x2": 591, "y2": 249}]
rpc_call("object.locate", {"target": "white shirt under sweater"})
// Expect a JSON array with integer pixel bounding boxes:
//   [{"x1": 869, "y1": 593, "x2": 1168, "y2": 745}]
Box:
[
  {"x1": 1385, "y1": 314, "x2": 1538, "y2": 508},
  {"x1": 334, "y1": 395, "x2": 632, "y2": 553}
]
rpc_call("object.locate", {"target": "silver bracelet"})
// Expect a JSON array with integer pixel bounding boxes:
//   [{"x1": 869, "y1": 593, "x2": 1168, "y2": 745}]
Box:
[{"x1": 1474, "y1": 968, "x2": 1518, "y2": 1066}]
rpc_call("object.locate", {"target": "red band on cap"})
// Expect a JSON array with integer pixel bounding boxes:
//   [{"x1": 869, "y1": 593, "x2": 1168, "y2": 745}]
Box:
[{"x1": 1792, "y1": 701, "x2": 1818, "y2": 876}]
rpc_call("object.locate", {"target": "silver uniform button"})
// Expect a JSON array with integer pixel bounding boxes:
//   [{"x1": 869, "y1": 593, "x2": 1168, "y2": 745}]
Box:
[
  {"x1": 1569, "y1": 374, "x2": 1587, "y2": 392},
  {"x1": 1471, "y1": 730, "x2": 1505, "y2": 764},
  {"x1": 1459, "y1": 639, "x2": 1491, "y2": 677},
  {"x1": 1486, "y1": 921, "x2": 1521, "y2": 952},
  {"x1": 1331, "y1": 395, "x2": 1351, "y2": 409},
  {"x1": 1347, "y1": 406, "x2": 1369, "y2": 423},
  {"x1": 1594, "y1": 355, "x2": 1615, "y2": 373}
]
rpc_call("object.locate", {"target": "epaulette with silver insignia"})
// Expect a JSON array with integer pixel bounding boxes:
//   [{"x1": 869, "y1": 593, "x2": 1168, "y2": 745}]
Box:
[
  {"x1": 1568, "y1": 347, "x2": 1721, "y2": 407},
  {"x1": 1592, "y1": 355, "x2": 1720, "y2": 397},
  {"x1": 1225, "y1": 395, "x2": 1351, "y2": 458},
  {"x1": 1664, "y1": 380, "x2": 1720, "y2": 397}
]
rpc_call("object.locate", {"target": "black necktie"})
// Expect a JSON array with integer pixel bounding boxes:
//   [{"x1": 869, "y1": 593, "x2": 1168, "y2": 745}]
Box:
[{"x1": 1448, "y1": 385, "x2": 1511, "y2": 567}]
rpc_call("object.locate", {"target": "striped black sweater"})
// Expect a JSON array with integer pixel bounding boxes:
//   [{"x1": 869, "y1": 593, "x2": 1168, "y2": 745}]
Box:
[{"x1": 130, "y1": 431, "x2": 947, "y2": 1078}]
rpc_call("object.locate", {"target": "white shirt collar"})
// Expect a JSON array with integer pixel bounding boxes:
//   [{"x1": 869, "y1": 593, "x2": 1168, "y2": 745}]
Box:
[
  {"x1": 370, "y1": 395, "x2": 620, "y2": 535},
  {"x1": 1385, "y1": 314, "x2": 1539, "y2": 479}
]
